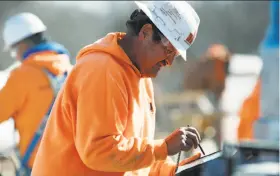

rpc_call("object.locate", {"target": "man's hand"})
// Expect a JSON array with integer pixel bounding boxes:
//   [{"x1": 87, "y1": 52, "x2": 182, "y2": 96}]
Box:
[{"x1": 164, "y1": 126, "x2": 201, "y2": 156}]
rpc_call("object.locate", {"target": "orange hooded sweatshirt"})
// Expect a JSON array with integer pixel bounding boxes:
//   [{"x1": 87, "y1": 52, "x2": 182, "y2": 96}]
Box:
[
  {"x1": 31, "y1": 33, "x2": 183, "y2": 176},
  {"x1": 238, "y1": 78, "x2": 261, "y2": 140},
  {"x1": 0, "y1": 50, "x2": 72, "y2": 167}
]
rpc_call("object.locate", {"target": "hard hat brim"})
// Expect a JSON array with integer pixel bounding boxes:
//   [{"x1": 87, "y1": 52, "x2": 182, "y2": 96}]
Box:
[{"x1": 178, "y1": 49, "x2": 187, "y2": 61}]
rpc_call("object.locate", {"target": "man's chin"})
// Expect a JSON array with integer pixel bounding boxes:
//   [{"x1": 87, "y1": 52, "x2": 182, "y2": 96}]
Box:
[
  {"x1": 141, "y1": 72, "x2": 159, "y2": 78},
  {"x1": 140, "y1": 67, "x2": 162, "y2": 78}
]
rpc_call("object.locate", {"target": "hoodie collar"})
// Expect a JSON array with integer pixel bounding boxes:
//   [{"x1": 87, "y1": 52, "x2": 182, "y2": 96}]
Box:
[
  {"x1": 22, "y1": 42, "x2": 70, "y2": 60},
  {"x1": 77, "y1": 32, "x2": 141, "y2": 77}
]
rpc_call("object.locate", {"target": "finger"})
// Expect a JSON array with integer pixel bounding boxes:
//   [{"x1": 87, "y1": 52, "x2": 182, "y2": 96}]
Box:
[
  {"x1": 187, "y1": 127, "x2": 201, "y2": 141},
  {"x1": 181, "y1": 134, "x2": 187, "y2": 141},
  {"x1": 181, "y1": 138, "x2": 192, "y2": 151},
  {"x1": 185, "y1": 138, "x2": 194, "y2": 149},
  {"x1": 180, "y1": 139, "x2": 188, "y2": 150},
  {"x1": 179, "y1": 127, "x2": 187, "y2": 136},
  {"x1": 181, "y1": 138, "x2": 192, "y2": 152},
  {"x1": 181, "y1": 134, "x2": 187, "y2": 146},
  {"x1": 186, "y1": 131, "x2": 199, "y2": 149}
]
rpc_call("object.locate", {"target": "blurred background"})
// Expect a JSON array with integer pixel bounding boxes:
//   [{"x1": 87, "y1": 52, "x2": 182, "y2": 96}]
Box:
[
  {"x1": 0, "y1": 1, "x2": 269, "y2": 69},
  {"x1": 0, "y1": 1, "x2": 278, "y2": 176}
]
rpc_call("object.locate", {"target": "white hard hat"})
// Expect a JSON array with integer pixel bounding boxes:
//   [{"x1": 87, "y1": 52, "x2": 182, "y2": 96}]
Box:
[
  {"x1": 134, "y1": 1, "x2": 200, "y2": 61},
  {"x1": 2, "y1": 12, "x2": 47, "y2": 50}
]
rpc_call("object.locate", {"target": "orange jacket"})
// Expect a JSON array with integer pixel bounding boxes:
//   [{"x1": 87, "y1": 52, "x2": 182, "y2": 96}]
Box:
[
  {"x1": 0, "y1": 51, "x2": 72, "y2": 167},
  {"x1": 32, "y1": 33, "x2": 181, "y2": 176},
  {"x1": 238, "y1": 78, "x2": 261, "y2": 140}
]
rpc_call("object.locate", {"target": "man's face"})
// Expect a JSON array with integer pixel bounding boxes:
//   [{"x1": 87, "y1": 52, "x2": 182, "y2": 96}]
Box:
[
  {"x1": 135, "y1": 24, "x2": 179, "y2": 78},
  {"x1": 9, "y1": 42, "x2": 27, "y2": 62}
]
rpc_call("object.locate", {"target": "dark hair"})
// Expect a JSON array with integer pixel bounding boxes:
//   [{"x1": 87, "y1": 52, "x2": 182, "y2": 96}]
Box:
[
  {"x1": 11, "y1": 32, "x2": 48, "y2": 48},
  {"x1": 126, "y1": 9, "x2": 162, "y2": 42},
  {"x1": 23, "y1": 32, "x2": 48, "y2": 45}
]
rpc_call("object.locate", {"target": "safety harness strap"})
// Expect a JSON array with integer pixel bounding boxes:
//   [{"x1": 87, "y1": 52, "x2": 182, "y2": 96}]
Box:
[{"x1": 17, "y1": 69, "x2": 67, "y2": 176}]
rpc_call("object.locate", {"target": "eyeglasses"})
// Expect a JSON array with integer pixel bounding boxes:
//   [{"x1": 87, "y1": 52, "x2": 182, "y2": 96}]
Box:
[{"x1": 158, "y1": 33, "x2": 179, "y2": 57}]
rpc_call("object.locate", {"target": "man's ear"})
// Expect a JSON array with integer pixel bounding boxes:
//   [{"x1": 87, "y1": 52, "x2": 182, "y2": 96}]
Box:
[{"x1": 138, "y1": 23, "x2": 153, "y2": 41}]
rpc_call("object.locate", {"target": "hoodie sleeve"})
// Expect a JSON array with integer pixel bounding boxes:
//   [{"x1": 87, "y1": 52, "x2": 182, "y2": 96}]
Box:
[
  {"x1": 73, "y1": 58, "x2": 167, "y2": 172},
  {"x1": 149, "y1": 153, "x2": 202, "y2": 176},
  {"x1": 0, "y1": 71, "x2": 26, "y2": 122},
  {"x1": 149, "y1": 157, "x2": 176, "y2": 176}
]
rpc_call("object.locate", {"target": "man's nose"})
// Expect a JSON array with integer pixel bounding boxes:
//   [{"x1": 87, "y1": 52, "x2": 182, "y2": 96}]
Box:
[
  {"x1": 158, "y1": 61, "x2": 166, "y2": 67},
  {"x1": 166, "y1": 54, "x2": 176, "y2": 66}
]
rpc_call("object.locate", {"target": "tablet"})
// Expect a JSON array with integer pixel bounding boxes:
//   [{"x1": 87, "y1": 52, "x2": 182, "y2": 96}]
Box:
[{"x1": 176, "y1": 151, "x2": 223, "y2": 174}]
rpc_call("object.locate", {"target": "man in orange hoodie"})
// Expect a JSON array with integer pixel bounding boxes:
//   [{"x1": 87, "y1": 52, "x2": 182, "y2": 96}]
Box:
[
  {"x1": 0, "y1": 13, "x2": 72, "y2": 175},
  {"x1": 32, "y1": 1, "x2": 202, "y2": 176}
]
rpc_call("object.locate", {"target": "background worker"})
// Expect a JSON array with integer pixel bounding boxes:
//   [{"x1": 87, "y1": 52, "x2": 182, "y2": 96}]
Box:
[
  {"x1": 0, "y1": 12, "x2": 72, "y2": 174},
  {"x1": 238, "y1": 0, "x2": 279, "y2": 142},
  {"x1": 183, "y1": 43, "x2": 231, "y2": 152},
  {"x1": 32, "y1": 1, "x2": 202, "y2": 176},
  {"x1": 184, "y1": 44, "x2": 232, "y2": 104}
]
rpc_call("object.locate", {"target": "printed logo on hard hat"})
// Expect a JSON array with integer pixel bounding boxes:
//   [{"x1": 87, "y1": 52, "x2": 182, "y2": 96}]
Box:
[
  {"x1": 185, "y1": 31, "x2": 197, "y2": 45},
  {"x1": 148, "y1": 3, "x2": 185, "y2": 43},
  {"x1": 160, "y1": 3, "x2": 182, "y2": 25}
]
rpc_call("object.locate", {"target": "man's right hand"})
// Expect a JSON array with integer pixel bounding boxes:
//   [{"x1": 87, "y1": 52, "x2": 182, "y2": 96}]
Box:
[{"x1": 164, "y1": 126, "x2": 201, "y2": 156}]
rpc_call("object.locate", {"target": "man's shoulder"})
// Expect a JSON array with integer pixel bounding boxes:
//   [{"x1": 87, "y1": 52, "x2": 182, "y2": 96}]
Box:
[
  {"x1": 7, "y1": 65, "x2": 27, "y2": 78},
  {"x1": 0, "y1": 65, "x2": 29, "y2": 89},
  {"x1": 76, "y1": 52, "x2": 123, "y2": 73},
  {"x1": 12, "y1": 63, "x2": 43, "y2": 79},
  {"x1": 72, "y1": 52, "x2": 127, "y2": 86}
]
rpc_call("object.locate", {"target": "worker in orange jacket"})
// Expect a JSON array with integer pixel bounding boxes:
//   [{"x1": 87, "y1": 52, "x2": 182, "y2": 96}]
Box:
[
  {"x1": 32, "y1": 1, "x2": 202, "y2": 176},
  {"x1": 184, "y1": 44, "x2": 231, "y2": 103},
  {"x1": 0, "y1": 13, "x2": 72, "y2": 175},
  {"x1": 238, "y1": 76, "x2": 261, "y2": 141},
  {"x1": 238, "y1": 1, "x2": 279, "y2": 141}
]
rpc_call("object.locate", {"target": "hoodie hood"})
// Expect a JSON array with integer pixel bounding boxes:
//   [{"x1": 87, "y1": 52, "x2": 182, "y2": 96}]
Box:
[
  {"x1": 21, "y1": 41, "x2": 72, "y2": 75},
  {"x1": 23, "y1": 51, "x2": 72, "y2": 76},
  {"x1": 76, "y1": 32, "x2": 140, "y2": 76}
]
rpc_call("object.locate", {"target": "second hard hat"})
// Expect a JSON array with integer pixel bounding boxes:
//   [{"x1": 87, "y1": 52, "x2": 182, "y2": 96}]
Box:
[{"x1": 2, "y1": 12, "x2": 47, "y2": 50}]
